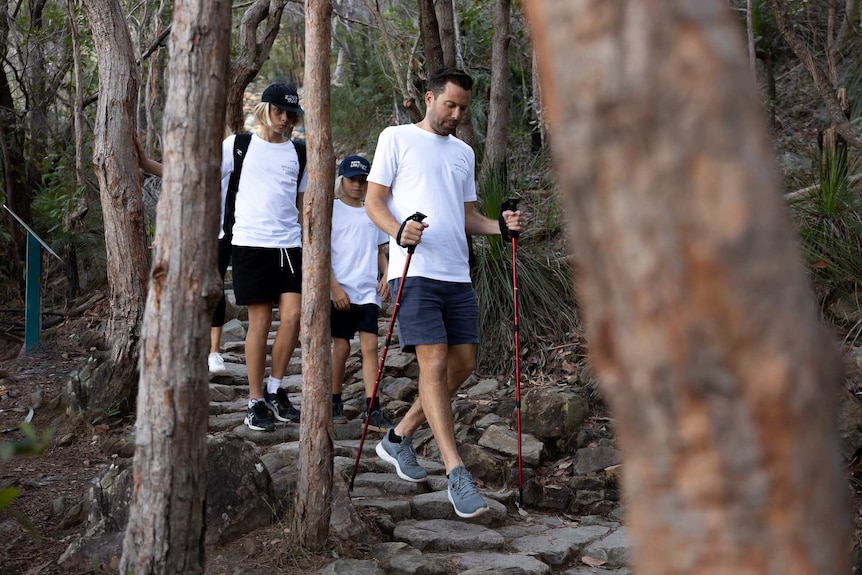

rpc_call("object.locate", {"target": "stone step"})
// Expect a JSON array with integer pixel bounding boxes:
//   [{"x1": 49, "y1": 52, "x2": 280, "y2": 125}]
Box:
[{"x1": 199, "y1": 318, "x2": 631, "y2": 575}]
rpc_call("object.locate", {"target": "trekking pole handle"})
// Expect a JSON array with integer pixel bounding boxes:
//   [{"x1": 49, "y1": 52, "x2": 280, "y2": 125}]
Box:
[
  {"x1": 501, "y1": 198, "x2": 520, "y2": 240},
  {"x1": 403, "y1": 212, "x2": 427, "y2": 254}
]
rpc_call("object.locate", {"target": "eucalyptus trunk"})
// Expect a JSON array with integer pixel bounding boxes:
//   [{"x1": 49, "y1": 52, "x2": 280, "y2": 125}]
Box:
[
  {"x1": 479, "y1": 0, "x2": 510, "y2": 184},
  {"x1": 226, "y1": 0, "x2": 288, "y2": 134},
  {"x1": 435, "y1": 0, "x2": 457, "y2": 67},
  {"x1": 119, "y1": 0, "x2": 231, "y2": 572},
  {"x1": 0, "y1": 0, "x2": 29, "y2": 285},
  {"x1": 418, "y1": 0, "x2": 444, "y2": 73},
  {"x1": 524, "y1": 1, "x2": 850, "y2": 574},
  {"x1": 81, "y1": 0, "x2": 150, "y2": 415},
  {"x1": 294, "y1": 0, "x2": 336, "y2": 550}
]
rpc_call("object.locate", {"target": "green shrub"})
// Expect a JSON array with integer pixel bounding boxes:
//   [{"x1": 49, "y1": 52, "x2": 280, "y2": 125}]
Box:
[{"x1": 473, "y1": 170, "x2": 581, "y2": 376}]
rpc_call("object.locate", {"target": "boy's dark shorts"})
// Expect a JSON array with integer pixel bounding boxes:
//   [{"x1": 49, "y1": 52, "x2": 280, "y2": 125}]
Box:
[
  {"x1": 232, "y1": 246, "x2": 301, "y2": 306},
  {"x1": 331, "y1": 303, "x2": 379, "y2": 341},
  {"x1": 388, "y1": 277, "x2": 478, "y2": 354}
]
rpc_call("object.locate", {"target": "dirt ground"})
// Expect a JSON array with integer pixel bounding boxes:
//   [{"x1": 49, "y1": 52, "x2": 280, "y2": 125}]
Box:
[
  {"x1": 0, "y1": 303, "x2": 349, "y2": 575},
  {"x1": 0, "y1": 308, "x2": 112, "y2": 575}
]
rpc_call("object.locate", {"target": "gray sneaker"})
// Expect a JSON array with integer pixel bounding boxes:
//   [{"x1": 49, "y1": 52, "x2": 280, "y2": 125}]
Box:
[
  {"x1": 447, "y1": 466, "x2": 489, "y2": 518},
  {"x1": 375, "y1": 433, "x2": 427, "y2": 482}
]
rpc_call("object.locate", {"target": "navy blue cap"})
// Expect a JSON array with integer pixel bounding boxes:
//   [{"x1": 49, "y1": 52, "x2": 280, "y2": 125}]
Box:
[{"x1": 338, "y1": 155, "x2": 370, "y2": 179}]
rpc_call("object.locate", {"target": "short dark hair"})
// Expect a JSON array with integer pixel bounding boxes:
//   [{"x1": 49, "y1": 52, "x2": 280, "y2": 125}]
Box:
[{"x1": 427, "y1": 67, "x2": 473, "y2": 96}]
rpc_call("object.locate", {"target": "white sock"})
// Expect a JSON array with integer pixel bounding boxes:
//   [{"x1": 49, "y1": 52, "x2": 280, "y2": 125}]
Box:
[
  {"x1": 266, "y1": 376, "x2": 281, "y2": 395},
  {"x1": 248, "y1": 398, "x2": 261, "y2": 409}
]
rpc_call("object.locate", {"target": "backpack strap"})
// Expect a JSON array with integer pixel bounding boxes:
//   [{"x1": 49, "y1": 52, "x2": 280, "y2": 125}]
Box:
[
  {"x1": 222, "y1": 133, "x2": 252, "y2": 239},
  {"x1": 292, "y1": 138, "x2": 307, "y2": 193}
]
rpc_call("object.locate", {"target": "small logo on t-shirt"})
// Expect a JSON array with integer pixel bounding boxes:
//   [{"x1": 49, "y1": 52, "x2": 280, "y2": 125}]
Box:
[
  {"x1": 281, "y1": 161, "x2": 299, "y2": 176},
  {"x1": 453, "y1": 156, "x2": 470, "y2": 177}
]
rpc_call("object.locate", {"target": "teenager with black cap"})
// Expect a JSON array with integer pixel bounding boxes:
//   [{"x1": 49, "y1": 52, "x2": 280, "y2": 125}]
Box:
[
  {"x1": 221, "y1": 82, "x2": 307, "y2": 431},
  {"x1": 329, "y1": 155, "x2": 392, "y2": 430}
]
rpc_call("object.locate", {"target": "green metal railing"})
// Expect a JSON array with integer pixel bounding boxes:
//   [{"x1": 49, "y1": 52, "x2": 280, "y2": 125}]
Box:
[{"x1": 3, "y1": 204, "x2": 63, "y2": 351}]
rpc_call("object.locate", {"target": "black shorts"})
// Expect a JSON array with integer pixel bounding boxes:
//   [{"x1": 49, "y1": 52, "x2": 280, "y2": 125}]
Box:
[
  {"x1": 232, "y1": 246, "x2": 302, "y2": 305},
  {"x1": 331, "y1": 303, "x2": 379, "y2": 341},
  {"x1": 211, "y1": 237, "x2": 232, "y2": 327}
]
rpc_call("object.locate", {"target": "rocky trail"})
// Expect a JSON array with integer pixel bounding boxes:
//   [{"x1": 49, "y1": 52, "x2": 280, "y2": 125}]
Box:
[{"x1": 4, "y1": 293, "x2": 631, "y2": 575}]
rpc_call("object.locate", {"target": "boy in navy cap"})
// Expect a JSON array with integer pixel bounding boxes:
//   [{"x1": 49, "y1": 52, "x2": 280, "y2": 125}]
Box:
[{"x1": 329, "y1": 155, "x2": 392, "y2": 431}]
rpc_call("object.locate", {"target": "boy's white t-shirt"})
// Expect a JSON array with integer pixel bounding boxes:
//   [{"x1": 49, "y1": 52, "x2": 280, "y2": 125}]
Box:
[
  {"x1": 367, "y1": 124, "x2": 477, "y2": 283},
  {"x1": 330, "y1": 199, "x2": 388, "y2": 306},
  {"x1": 220, "y1": 133, "x2": 308, "y2": 248}
]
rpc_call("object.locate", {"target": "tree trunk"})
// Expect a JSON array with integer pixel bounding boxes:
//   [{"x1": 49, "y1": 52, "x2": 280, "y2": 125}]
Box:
[
  {"x1": 435, "y1": 0, "x2": 456, "y2": 67},
  {"x1": 65, "y1": 0, "x2": 88, "y2": 301},
  {"x1": 226, "y1": 0, "x2": 288, "y2": 134},
  {"x1": 119, "y1": 1, "x2": 231, "y2": 573},
  {"x1": 0, "y1": 0, "x2": 30, "y2": 287},
  {"x1": 479, "y1": 0, "x2": 510, "y2": 184},
  {"x1": 523, "y1": 2, "x2": 850, "y2": 574},
  {"x1": 81, "y1": 0, "x2": 150, "y2": 415},
  {"x1": 418, "y1": 0, "x2": 444, "y2": 73},
  {"x1": 294, "y1": 0, "x2": 335, "y2": 551},
  {"x1": 433, "y1": 0, "x2": 474, "y2": 145},
  {"x1": 24, "y1": 0, "x2": 49, "y2": 195}
]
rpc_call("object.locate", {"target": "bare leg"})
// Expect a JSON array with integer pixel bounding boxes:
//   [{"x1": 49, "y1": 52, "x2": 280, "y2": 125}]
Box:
[
  {"x1": 245, "y1": 303, "x2": 274, "y2": 399},
  {"x1": 394, "y1": 343, "x2": 475, "y2": 437},
  {"x1": 210, "y1": 326, "x2": 223, "y2": 354},
  {"x1": 332, "y1": 337, "x2": 350, "y2": 395},
  {"x1": 270, "y1": 292, "x2": 301, "y2": 380},
  {"x1": 359, "y1": 330, "x2": 381, "y2": 398},
  {"x1": 395, "y1": 343, "x2": 476, "y2": 473}
]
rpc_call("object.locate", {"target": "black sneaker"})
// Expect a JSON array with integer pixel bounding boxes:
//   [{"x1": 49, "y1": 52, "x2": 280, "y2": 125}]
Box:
[
  {"x1": 332, "y1": 401, "x2": 347, "y2": 424},
  {"x1": 264, "y1": 388, "x2": 300, "y2": 422},
  {"x1": 244, "y1": 401, "x2": 275, "y2": 432},
  {"x1": 362, "y1": 409, "x2": 393, "y2": 432}
]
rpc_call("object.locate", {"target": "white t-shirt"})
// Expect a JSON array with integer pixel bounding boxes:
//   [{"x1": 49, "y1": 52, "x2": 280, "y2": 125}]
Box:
[
  {"x1": 220, "y1": 134, "x2": 308, "y2": 248},
  {"x1": 331, "y1": 199, "x2": 388, "y2": 306},
  {"x1": 367, "y1": 124, "x2": 476, "y2": 283}
]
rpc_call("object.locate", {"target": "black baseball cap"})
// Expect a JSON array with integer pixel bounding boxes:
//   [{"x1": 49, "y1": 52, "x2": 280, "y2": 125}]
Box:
[
  {"x1": 261, "y1": 83, "x2": 303, "y2": 114},
  {"x1": 338, "y1": 155, "x2": 370, "y2": 179}
]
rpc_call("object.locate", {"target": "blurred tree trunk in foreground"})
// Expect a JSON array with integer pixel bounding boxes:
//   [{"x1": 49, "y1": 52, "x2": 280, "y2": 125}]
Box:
[
  {"x1": 524, "y1": 1, "x2": 850, "y2": 574},
  {"x1": 119, "y1": 0, "x2": 231, "y2": 572}
]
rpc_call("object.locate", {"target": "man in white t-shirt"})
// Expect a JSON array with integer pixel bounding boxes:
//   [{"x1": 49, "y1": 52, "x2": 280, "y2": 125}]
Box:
[{"x1": 365, "y1": 67, "x2": 525, "y2": 519}]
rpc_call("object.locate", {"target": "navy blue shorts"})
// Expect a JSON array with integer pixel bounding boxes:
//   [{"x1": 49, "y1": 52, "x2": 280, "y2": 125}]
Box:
[
  {"x1": 331, "y1": 303, "x2": 379, "y2": 340},
  {"x1": 388, "y1": 277, "x2": 478, "y2": 354},
  {"x1": 232, "y1": 246, "x2": 301, "y2": 305}
]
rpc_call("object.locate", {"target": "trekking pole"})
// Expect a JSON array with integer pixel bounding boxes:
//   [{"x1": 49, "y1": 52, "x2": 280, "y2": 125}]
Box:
[
  {"x1": 502, "y1": 197, "x2": 524, "y2": 508},
  {"x1": 349, "y1": 212, "x2": 426, "y2": 491}
]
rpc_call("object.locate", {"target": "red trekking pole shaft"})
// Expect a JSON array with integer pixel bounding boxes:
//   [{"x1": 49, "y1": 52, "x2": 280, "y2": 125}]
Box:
[
  {"x1": 503, "y1": 197, "x2": 524, "y2": 508},
  {"x1": 349, "y1": 212, "x2": 426, "y2": 491}
]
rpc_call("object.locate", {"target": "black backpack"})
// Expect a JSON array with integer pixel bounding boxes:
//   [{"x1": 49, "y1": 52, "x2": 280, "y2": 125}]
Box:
[{"x1": 222, "y1": 133, "x2": 307, "y2": 239}]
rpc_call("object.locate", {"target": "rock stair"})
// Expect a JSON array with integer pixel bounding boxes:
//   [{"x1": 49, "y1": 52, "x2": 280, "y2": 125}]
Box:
[{"x1": 205, "y1": 301, "x2": 630, "y2": 575}]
